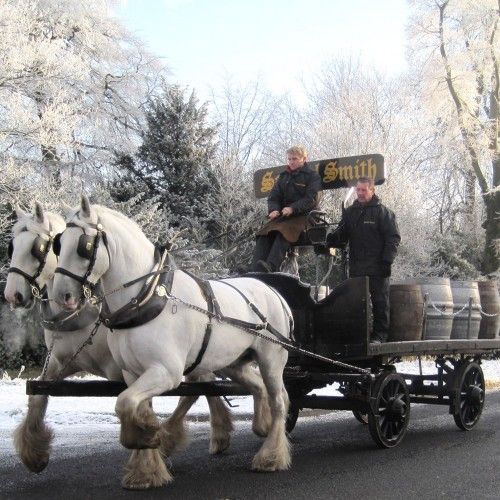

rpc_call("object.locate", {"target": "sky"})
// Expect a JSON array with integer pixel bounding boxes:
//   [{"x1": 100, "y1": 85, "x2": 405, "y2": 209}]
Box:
[{"x1": 114, "y1": 0, "x2": 410, "y2": 101}]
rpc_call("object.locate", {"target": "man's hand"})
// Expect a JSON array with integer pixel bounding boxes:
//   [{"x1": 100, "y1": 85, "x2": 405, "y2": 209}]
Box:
[
  {"x1": 281, "y1": 206, "x2": 293, "y2": 217},
  {"x1": 268, "y1": 210, "x2": 280, "y2": 219},
  {"x1": 381, "y1": 261, "x2": 392, "y2": 277}
]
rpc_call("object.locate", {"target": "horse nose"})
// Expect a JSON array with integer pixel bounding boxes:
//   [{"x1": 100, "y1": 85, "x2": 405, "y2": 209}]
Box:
[
  {"x1": 14, "y1": 291, "x2": 24, "y2": 306},
  {"x1": 64, "y1": 292, "x2": 73, "y2": 303}
]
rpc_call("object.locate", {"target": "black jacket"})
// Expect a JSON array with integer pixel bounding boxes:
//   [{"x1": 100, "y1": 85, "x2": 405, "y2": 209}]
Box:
[
  {"x1": 267, "y1": 163, "x2": 322, "y2": 215},
  {"x1": 329, "y1": 195, "x2": 400, "y2": 277}
]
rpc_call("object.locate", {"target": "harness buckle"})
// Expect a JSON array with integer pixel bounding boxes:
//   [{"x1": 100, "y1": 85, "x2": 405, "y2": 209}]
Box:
[
  {"x1": 31, "y1": 285, "x2": 41, "y2": 299},
  {"x1": 156, "y1": 285, "x2": 168, "y2": 297},
  {"x1": 83, "y1": 285, "x2": 92, "y2": 300}
]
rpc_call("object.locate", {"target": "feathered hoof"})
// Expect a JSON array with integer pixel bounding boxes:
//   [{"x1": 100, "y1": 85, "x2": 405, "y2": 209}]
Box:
[
  {"x1": 251, "y1": 447, "x2": 291, "y2": 472},
  {"x1": 24, "y1": 454, "x2": 50, "y2": 474},
  {"x1": 209, "y1": 432, "x2": 231, "y2": 454},
  {"x1": 120, "y1": 413, "x2": 161, "y2": 450},
  {"x1": 13, "y1": 422, "x2": 53, "y2": 473},
  {"x1": 158, "y1": 419, "x2": 189, "y2": 457},
  {"x1": 121, "y1": 449, "x2": 173, "y2": 490}
]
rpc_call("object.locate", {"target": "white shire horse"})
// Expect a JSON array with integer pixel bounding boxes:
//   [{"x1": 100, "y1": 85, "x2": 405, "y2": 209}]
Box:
[
  {"x1": 52, "y1": 196, "x2": 293, "y2": 489},
  {"x1": 4, "y1": 204, "x2": 235, "y2": 477},
  {"x1": 4, "y1": 204, "x2": 123, "y2": 473}
]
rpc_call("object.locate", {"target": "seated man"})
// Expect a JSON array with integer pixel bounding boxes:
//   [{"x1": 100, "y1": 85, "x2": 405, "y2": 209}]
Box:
[{"x1": 252, "y1": 145, "x2": 322, "y2": 272}]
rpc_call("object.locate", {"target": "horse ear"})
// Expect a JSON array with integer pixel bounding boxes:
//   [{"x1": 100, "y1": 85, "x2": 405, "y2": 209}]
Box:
[
  {"x1": 34, "y1": 202, "x2": 45, "y2": 224},
  {"x1": 14, "y1": 205, "x2": 27, "y2": 220},
  {"x1": 80, "y1": 194, "x2": 91, "y2": 218}
]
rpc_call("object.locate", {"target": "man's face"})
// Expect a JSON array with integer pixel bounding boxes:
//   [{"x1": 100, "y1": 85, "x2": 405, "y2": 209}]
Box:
[
  {"x1": 287, "y1": 153, "x2": 306, "y2": 171},
  {"x1": 355, "y1": 182, "x2": 375, "y2": 204}
]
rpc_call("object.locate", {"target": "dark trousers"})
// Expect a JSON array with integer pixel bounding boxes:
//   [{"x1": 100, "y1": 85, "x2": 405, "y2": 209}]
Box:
[
  {"x1": 369, "y1": 276, "x2": 390, "y2": 338},
  {"x1": 252, "y1": 232, "x2": 290, "y2": 272}
]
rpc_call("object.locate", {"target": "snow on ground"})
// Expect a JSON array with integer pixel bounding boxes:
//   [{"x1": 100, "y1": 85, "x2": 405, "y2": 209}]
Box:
[{"x1": 1, "y1": 360, "x2": 499, "y2": 455}]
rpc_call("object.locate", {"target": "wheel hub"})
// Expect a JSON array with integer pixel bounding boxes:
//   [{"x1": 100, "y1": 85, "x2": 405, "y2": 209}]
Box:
[
  {"x1": 386, "y1": 395, "x2": 406, "y2": 420},
  {"x1": 465, "y1": 384, "x2": 483, "y2": 406}
]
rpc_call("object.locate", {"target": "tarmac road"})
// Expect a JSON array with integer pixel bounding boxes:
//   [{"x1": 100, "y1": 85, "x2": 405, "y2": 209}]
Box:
[{"x1": 2, "y1": 391, "x2": 500, "y2": 500}]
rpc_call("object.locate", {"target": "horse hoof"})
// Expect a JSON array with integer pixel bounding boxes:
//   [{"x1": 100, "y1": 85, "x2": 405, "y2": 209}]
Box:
[
  {"x1": 209, "y1": 434, "x2": 231, "y2": 454},
  {"x1": 252, "y1": 451, "x2": 291, "y2": 472},
  {"x1": 30, "y1": 458, "x2": 49, "y2": 474}
]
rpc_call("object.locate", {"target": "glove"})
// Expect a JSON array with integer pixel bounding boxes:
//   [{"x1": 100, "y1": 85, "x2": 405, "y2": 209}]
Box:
[{"x1": 381, "y1": 262, "x2": 392, "y2": 278}]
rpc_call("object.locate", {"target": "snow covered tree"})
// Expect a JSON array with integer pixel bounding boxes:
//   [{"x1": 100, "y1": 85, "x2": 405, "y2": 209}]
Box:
[
  {"x1": 113, "y1": 84, "x2": 218, "y2": 229},
  {"x1": 408, "y1": 0, "x2": 500, "y2": 276},
  {"x1": 0, "y1": 0, "x2": 162, "y2": 188}
]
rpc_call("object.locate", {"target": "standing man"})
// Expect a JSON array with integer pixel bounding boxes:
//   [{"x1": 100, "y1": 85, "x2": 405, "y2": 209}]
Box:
[
  {"x1": 252, "y1": 146, "x2": 322, "y2": 272},
  {"x1": 327, "y1": 177, "x2": 400, "y2": 343}
]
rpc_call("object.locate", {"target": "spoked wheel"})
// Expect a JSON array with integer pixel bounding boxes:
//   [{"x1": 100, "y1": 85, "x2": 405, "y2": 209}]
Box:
[
  {"x1": 286, "y1": 402, "x2": 300, "y2": 434},
  {"x1": 352, "y1": 410, "x2": 369, "y2": 425},
  {"x1": 368, "y1": 372, "x2": 410, "y2": 448},
  {"x1": 452, "y1": 361, "x2": 485, "y2": 431}
]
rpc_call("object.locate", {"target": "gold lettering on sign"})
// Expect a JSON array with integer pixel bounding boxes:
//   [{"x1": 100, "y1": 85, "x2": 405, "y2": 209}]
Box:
[
  {"x1": 338, "y1": 165, "x2": 353, "y2": 180},
  {"x1": 261, "y1": 171, "x2": 276, "y2": 193},
  {"x1": 323, "y1": 161, "x2": 338, "y2": 183},
  {"x1": 367, "y1": 158, "x2": 377, "y2": 179}
]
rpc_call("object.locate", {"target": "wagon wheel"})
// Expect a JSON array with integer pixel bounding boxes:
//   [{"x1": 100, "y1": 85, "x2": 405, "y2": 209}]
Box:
[
  {"x1": 368, "y1": 372, "x2": 410, "y2": 449},
  {"x1": 452, "y1": 361, "x2": 485, "y2": 431},
  {"x1": 286, "y1": 401, "x2": 300, "y2": 434},
  {"x1": 352, "y1": 410, "x2": 369, "y2": 425}
]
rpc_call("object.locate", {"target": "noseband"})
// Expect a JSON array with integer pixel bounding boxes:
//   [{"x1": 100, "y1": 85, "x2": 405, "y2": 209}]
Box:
[
  {"x1": 8, "y1": 225, "x2": 54, "y2": 298},
  {"x1": 54, "y1": 221, "x2": 110, "y2": 298}
]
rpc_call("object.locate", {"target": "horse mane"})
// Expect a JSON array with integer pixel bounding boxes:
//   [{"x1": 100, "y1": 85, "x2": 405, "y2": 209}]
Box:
[
  {"x1": 13, "y1": 211, "x2": 65, "y2": 236},
  {"x1": 89, "y1": 205, "x2": 146, "y2": 236}
]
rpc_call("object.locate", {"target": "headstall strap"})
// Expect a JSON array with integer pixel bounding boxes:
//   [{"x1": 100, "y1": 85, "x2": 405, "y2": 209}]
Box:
[
  {"x1": 54, "y1": 219, "x2": 107, "y2": 298},
  {"x1": 7, "y1": 222, "x2": 54, "y2": 297}
]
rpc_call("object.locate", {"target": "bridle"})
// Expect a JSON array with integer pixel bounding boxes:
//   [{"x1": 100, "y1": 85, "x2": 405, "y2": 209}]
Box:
[
  {"x1": 7, "y1": 225, "x2": 55, "y2": 298},
  {"x1": 53, "y1": 221, "x2": 110, "y2": 299}
]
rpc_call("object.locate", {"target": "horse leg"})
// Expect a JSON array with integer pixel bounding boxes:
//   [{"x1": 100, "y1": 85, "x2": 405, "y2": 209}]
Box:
[
  {"x1": 251, "y1": 351, "x2": 291, "y2": 472},
  {"x1": 202, "y1": 372, "x2": 233, "y2": 454},
  {"x1": 117, "y1": 367, "x2": 178, "y2": 489},
  {"x1": 222, "y1": 363, "x2": 271, "y2": 438},
  {"x1": 13, "y1": 360, "x2": 71, "y2": 473},
  {"x1": 13, "y1": 394, "x2": 53, "y2": 473},
  {"x1": 159, "y1": 371, "x2": 233, "y2": 456},
  {"x1": 158, "y1": 394, "x2": 194, "y2": 457}
]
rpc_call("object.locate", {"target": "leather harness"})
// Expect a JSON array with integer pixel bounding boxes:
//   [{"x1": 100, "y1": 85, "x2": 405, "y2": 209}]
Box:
[{"x1": 53, "y1": 219, "x2": 295, "y2": 375}]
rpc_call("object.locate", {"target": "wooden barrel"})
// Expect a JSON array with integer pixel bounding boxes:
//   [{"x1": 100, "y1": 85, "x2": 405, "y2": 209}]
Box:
[
  {"x1": 389, "y1": 284, "x2": 424, "y2": 341},
  {"x1": 398, "y1": 278, "x2": 453, "y2": 340},
  {"x1": 478, "y1": 280, "x2": 500, "y2": 339},
  {"x1": 450, "y1": 281, "x2": 481, "y2": 339}
]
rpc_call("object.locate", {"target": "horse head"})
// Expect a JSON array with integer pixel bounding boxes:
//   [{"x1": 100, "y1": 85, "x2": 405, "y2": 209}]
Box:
[
  {"x1": 51, "y1": 195, "x2": 110, "y2": 310},
  {"x1": 5, "y1": 203, "x2": 65, "y2": 308}
]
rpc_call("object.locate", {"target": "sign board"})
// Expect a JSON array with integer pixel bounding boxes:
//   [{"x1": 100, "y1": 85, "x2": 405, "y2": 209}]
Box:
[{"x1": 253, "y1": 154, "x2": 385, "y2": 199}]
